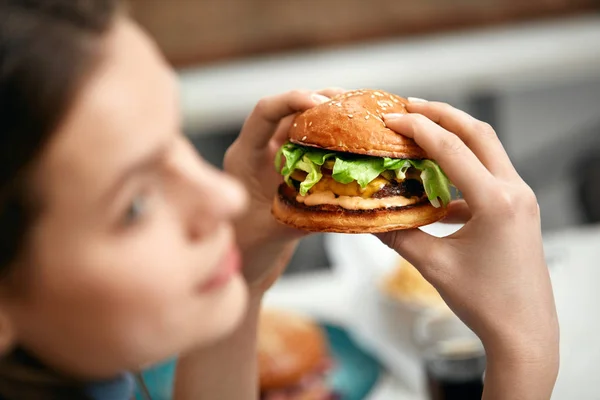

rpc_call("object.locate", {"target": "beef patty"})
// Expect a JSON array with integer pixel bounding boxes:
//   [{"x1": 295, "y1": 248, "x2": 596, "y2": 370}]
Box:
[{"x1": 372, "y1": 179, "x2": 425, "y2": 199}]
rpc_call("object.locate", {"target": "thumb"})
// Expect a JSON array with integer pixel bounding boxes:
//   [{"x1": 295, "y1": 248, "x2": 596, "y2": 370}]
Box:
[{"x1": 375, "y1": 229, "x2": 444, "y2": 279}]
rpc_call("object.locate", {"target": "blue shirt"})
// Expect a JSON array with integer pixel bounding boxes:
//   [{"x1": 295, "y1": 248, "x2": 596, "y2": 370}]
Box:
[
  {"x1": 1, "y1": 349, "x2": 136, "y2": 400},
  {"x1": 85, "y1": 372, "x2": 135, "y2": 400}
]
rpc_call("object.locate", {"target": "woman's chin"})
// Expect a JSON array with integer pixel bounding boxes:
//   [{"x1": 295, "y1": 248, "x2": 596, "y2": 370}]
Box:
[
  {"x1": 193, "y1": 274, "x2": 249, "y2": 347},
  {"x1": 130, "y1": 274, "x2": 249, "y2": 370}
]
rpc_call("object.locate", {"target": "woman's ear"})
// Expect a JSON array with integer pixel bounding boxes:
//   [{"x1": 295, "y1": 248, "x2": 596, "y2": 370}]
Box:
[{"x1": 0, "y1": 308, "x2": 16, "y2": 355}]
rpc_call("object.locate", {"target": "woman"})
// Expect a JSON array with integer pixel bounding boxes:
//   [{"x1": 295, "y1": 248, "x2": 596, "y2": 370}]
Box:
[{"x1": 0, "y1": 0, "x2": 559, "y2": 399}]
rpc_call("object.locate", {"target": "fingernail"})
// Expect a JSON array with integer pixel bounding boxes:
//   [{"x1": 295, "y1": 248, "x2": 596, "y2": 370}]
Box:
[
  {"x1": 383, "y1": 113, "x2": 405, "y2": 121},
  {"x1": 311, "y1": 94, "x2": 330, "y2": 104},
  {"x1": 407, "y1": 97, "x2": 428, "y2": 103}
]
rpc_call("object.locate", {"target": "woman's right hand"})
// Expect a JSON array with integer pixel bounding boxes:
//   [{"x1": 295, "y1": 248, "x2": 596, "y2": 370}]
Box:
[{"x1": 380, "y1": 100, "x2": 559, "y2": 398}]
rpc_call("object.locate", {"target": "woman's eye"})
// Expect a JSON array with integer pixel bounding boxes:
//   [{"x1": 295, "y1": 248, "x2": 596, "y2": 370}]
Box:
[{"x1": 123, "y1": 194, "x2": 147, "y2": 224}]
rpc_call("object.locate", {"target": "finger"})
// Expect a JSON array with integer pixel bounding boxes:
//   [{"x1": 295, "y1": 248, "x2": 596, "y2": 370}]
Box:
[
  {"x1": 240, "y1": 90, "x2": 330, "y2": 149},
  {"x1": 383, "y1": 113, "x2": 495, "y2": 210},
  {"x1": 406, "y1": 100, "x2": 517, "y2": 179},
  {"x1": 442, "y1": 199, "x2": 472, "y2": 224},
  {"x1": 271, "y1": 114, "x2": 297, "y2": 149},
  {"x1": 375, "y1": 229, "x2": 446, "y2": 283},
  {"x1": 269, "y1": 88, "x2": 346, "y2": 147},
  {"x1": 317, "y1": 87, "x2": 347, "y2": 99}
]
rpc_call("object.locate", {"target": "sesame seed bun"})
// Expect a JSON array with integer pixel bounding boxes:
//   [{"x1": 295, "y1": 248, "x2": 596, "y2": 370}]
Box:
[
  {"x1": 288, "y1": 89, "x2": 427, "y2": 159},
  {"x1": 258, "y1": 309, "x2": 329, "y2": 391}
]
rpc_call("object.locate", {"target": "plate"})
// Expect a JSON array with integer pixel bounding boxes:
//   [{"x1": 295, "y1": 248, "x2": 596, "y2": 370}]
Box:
[
  {"x1": 135, "y1": 323, "x2": 382, "y2": 400},
  {"x1": 324, "y1": 324, "x2": 382, "y2": 400}
]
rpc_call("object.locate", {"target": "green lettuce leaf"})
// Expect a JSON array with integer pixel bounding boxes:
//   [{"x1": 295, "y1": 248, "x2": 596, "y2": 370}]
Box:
[
  {"x1": 383, "y1": 158, "x2": 412, "y2": 180},
  {"x1": 295, "y1": 156, "x2": 322, "y2": 196},
  {"x1": 280, "y1": 144, "x2": 305, "y2": 175},
  {"x1": 275, "y1": 143, "x2": 306, "y2": 185},
  {"x1": 274, "y1": 142, "x2": 453, "y2": 207},
  {"x1": 332, "y1": 158, "x2": 386, "y2": 187},
  {"x1": 408, "y1": 160, "x2": 452, "y2": 208},
  {"x1": 304, "y1": 149, "x2": 336, "y2": 166}
]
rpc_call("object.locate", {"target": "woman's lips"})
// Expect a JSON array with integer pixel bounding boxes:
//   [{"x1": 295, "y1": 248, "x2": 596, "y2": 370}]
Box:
[{"x1": 199, "y1": 245, "x2": 242, "y2": 292}]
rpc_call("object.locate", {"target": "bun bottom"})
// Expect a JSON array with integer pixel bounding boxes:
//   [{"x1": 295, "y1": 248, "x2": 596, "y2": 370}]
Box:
[{"x1": 272, "y1": 184, "x2": 447, "y2": 233}]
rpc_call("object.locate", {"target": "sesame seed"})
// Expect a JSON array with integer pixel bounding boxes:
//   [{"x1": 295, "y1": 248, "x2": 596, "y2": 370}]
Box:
[
  {"x1": 309, "y1": 121, "x2": 313, "y2": 126},
  {"x1": 301, "y1": 136, "x2": 307, "y2": 141},
  {"x1": 293, "y1": 123, "x2": 298, "y2": 127},
  {"x1": 375, "y1": 91, "x2": 384, "y2": 97},
  {"x1": 377, "y1": 100, "x2": 392, "y2": 109},
  {"x1": 348, "y1": 114, "x2": 353, "y2": 118},
  {"x1": 365, "y1": 115, "x2": 370, "y2": 120},
  {"x1": 371, "y1": 95, "x2": 375, "y2": 99},
  {"x1": 392, "y1": 98, "x2": 399, "y2": 103}
]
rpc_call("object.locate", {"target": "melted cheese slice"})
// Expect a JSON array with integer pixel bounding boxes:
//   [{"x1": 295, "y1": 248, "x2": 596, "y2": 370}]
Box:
[
  {"x1": 310, "y1": 175, "x2": 387, "y2": 198},
  {"x1": 297, "y1": 190, "x2": 419, "y2": 210}
]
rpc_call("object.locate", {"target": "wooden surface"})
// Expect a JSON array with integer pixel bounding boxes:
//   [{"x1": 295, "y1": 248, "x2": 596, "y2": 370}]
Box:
[{"x1": 130, "y1": 0, "x2": 598, "y2": 67}]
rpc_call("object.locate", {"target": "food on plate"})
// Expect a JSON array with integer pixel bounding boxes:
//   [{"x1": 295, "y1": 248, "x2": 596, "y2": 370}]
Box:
[
  {"x1": 259, "y1": 309, "x2": 338, "y2": 400},
  {"x1": 272, "y1": 89, "x2": 452, "y2": 233},
  {"x1": 381, "y1": 259, "x2": 446, "y2": 308}
]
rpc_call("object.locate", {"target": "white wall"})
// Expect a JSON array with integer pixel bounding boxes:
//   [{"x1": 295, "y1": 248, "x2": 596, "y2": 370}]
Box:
[{"x1": 500, "y1": 77, "x2": 600, "y2": 231}]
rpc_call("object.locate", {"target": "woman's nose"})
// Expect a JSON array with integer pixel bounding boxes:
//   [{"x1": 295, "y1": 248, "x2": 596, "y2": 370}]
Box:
[
  {"x1": 194, "y1": 166, "x2": 248, "y2": 220},
  {"x1": 170, "y1": 139, "x2": 248, "y2": 239},
  {"x1": 184, "y1": 167, "x2": 248, "y2": 242}
]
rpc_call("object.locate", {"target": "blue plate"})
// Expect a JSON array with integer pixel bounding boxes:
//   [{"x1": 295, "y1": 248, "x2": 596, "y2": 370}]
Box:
[
  {"x1": 136, "y1": 323, "x2": 382, "y2": 400},
  {"x1": 323, "y1": 324, "x2": 382, "y2": 400}
]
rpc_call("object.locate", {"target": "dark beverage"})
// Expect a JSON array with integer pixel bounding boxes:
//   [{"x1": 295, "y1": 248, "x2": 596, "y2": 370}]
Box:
[
  {"x1": 415, "y1": 311, "x2": 486, "y2": 400},
  {"x1": 424, "y1": 351, "x2": 486, "y2": 400}
]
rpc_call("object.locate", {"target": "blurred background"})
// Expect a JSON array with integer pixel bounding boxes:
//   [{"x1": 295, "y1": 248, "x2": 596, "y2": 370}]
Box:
[
  {"x1": 130, "y1": 0, "x2": 600, "y2": 275},
  {"x1": 130, "y1": 2, "x2": 600, "y2": 399}
]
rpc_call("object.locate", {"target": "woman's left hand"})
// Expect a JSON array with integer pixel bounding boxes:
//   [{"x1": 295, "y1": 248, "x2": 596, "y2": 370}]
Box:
[{"x1": 224, "y1": 88, "x2": 345, "y2": 292}]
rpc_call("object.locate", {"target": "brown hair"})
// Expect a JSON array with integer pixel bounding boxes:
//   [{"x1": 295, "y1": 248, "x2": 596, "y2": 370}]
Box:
[{"x1": 0, "y1": 0, "x2": 122, "y2": 398}]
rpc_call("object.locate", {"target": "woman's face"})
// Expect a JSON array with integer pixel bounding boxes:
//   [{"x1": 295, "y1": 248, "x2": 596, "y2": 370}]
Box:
[{"x1": 3, "y1": 19, "x2": 249, "y2": 378}]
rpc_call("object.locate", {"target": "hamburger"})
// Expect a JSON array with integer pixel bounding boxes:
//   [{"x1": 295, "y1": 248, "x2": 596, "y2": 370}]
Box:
[
  {"x1": 272, "y1": 89, "x2": 452, "y2": 233},
  {"x1": 259, "y1": 309, "x2": 337, "y2": 400}
]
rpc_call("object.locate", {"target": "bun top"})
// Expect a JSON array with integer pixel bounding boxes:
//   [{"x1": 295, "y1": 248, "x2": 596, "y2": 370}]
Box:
[
  {"x1": 288, "y1": 89, "x2": 427, "y2": 159},
  {"x1": 258, "y1": 309, "x2": 328, "y2": 391}
]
